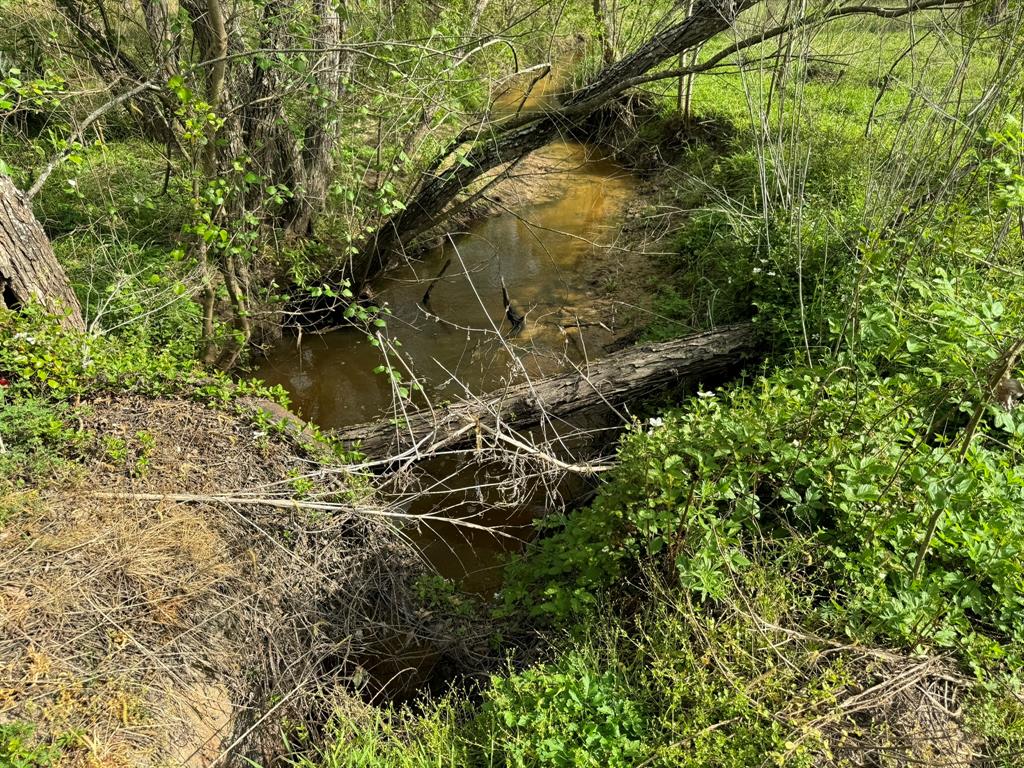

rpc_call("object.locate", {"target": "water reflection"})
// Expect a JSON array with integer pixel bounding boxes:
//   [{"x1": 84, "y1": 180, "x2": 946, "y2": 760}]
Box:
[{"x1": 256, "y1": 140, "x2": 635, "y2": 429}]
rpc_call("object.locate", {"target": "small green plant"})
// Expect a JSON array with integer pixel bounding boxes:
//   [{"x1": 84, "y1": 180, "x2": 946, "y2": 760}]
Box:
[
  {"x1": 479, "y1": 655, "x2": 648, "y2": 767},
  {"x1": 0, "y1": 723, "x2": 64, "y2": 768},
  {"x1": 97, "y1": 426, "x2": 157, "y2": 477},
  {"x1": 133, "y1": 430, "x2": 156, "y2": 476},
  {"x1": 0, "y1": 392, "x2": 81, "y2": 483},
  {"x1": 287, "y1": 469, "x2": 315, "y2": 498},
  {"x1": 101, "y1": 435, "x2": 129, "y2": 465}
]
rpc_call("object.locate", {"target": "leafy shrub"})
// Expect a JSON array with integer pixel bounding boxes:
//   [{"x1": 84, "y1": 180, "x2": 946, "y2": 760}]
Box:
[
  {"x1": 0, "y1": 304, "x2": 285, "y2": 404},
  {"x1": 507, "y1": 219, "x2": 1024, "y2": 676},
  {"x1": 30, "y1": 139, "x2": 189, "y2": 244},
  {"x1": 0, "y1": 393, "x2": 81, "y2": 483},
  {"x1": 479, "y1": 654, "x2": 647, "y2": 767}
]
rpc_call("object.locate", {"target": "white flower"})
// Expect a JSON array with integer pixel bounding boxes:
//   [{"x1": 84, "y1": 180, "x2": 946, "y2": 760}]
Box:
[
  {"x1": 697, "y1": 390, "x2": 715, "y2": 399},
  {"x1": 648, "y1": 417, "x2": 664, "y2": 428}
]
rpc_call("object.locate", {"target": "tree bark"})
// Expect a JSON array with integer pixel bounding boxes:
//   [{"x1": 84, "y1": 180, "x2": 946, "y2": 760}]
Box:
[
  {"x1": 0, "y1": 175, "x2": 85, "y2": 330},
  {"x1": 286, "y1": 0, "x2": 350, "y2": 238},
  {"x1": 242, "y1": 0, "x2": 304, "y2": 222},
  {"x1": 593, "y1": 0, "x2": 616, "y2": 65},
  {"x1": 140, "y1": 0, "x2": 181, "y2": 81},
  {"x1": 335, "y1": 323, "x2": 757, "y2": 458}
]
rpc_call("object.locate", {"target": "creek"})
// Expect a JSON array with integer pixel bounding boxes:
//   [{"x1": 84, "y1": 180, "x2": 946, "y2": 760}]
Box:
[{"x1": 255, "y1": 138, "x2": 638, "y2": 594}]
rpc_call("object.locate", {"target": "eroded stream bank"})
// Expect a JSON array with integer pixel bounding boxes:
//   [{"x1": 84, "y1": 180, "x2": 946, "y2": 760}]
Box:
[{"x1": 255, "y1": 138, "x2": 645, "y2": 591}]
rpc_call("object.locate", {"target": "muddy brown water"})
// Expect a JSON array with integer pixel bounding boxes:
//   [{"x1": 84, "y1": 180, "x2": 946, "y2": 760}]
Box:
[{"x1": 255, "y1": 139, "x2": 638, "y2": 594}]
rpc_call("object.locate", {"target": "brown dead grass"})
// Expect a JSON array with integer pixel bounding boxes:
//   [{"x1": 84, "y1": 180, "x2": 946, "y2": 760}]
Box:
[{"x1": 0, "y1": 395, "x2": 445, "y2": 767}]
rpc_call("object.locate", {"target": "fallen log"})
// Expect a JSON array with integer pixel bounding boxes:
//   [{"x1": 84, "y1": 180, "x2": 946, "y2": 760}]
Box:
[{"x1": 336, "y1": 323, "x2": 758, "y2": 459}]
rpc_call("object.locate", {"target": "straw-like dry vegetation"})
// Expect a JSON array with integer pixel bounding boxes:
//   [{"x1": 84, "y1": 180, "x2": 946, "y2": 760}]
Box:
[{"x1": 0, "y1": 395, "x2": 489, "y2": 765}]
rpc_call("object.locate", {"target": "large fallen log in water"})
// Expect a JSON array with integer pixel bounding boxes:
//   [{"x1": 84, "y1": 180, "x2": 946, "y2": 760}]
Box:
[{"x1": 336, "y1": 323, "x2": 758, "y2": 460}]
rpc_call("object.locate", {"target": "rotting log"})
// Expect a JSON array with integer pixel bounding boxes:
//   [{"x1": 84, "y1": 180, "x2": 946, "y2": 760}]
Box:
[
  {"x1": 336, "y1": 323, "x2": 758, "y2": 459},
  {"x1": 0, "y1": 175, "x2": 85, "y2": 330}
]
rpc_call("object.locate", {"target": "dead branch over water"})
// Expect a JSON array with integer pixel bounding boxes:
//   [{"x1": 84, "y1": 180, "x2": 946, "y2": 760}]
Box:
[{"x1": 336, "y1": 323, "x2": 758, "y2": 459}]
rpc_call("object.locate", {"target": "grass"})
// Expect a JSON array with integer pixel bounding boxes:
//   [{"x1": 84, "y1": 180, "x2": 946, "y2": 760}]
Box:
[
  {"x1": 1, "y1": 6, "x2": 1022, "y2": 767},
  {"x1": 623, "y1": 17, "x2": 1008, "y2": 342},
  {"x1": 301, "y1": 567, "x2": 1023, "y2": 767}
]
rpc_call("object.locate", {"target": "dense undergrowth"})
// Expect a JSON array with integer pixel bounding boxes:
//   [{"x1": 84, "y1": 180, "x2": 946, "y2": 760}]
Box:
[{"x1": 0, "y1": 303, "x2": 295, "y2": 485}]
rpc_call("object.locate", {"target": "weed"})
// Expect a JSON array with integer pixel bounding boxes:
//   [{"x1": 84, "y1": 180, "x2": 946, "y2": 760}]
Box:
[{"x1": 0, "y1": 723, "x2": 68, "y2": 768}]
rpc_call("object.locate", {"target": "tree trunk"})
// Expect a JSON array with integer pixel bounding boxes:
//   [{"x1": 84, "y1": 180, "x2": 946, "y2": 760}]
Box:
[
  {"x1": 336, "y1": 323, "x2": 757, "y2": 458},
  {"x1": 286, "y1": 0, "x2": 350, "y2": 238},
  {"x1": 0, "y1": 176, "x2": 85, "y2": 330},
  {"x1": 593, "y1": 0, "x2": 616, "y2": 65},
  {"x1": 241, "y1": 0, "x2": 305, "y2": 222},
  {"x1": 678, "y1": 0, "x2": 701, "y2": 122}
]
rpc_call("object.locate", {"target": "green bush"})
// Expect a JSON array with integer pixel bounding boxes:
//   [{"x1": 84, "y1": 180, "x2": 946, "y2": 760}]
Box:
[
  {"x1": 29, "y1": 139, "x2": 189, "y2": 244},
  {"x1": 0, "y1": 304, "x2": 285, "y2": 404},
  {"x1": 508, "y1": 272, "x2": 1024, "y2": 675},
  {"x1": 479, "y1": 655, "x2": 647, "y2": 768},
  {"x1": 0, "y1": 393, "x2": 81, "y2": 483},
  {"x1": 502, "y1": 121, "x2": 1024, "y2": 676}
]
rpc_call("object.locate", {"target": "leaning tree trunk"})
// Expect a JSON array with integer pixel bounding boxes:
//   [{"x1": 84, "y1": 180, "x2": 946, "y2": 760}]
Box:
[
  {"x1": 346, "y1": 0, "x2": 761, "y2": 289},
  {"x1": 0, "y1": 175, "x2": 85, "y2": 331}
]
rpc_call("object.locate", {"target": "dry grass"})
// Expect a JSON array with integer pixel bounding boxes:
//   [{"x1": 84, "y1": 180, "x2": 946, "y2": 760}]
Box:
[
  {"x1": 822, "y1": 657, "x2": 979, "y2": 766},
  {"x1": 0, "y1": 395, "x2": 472, "y2": 767}
]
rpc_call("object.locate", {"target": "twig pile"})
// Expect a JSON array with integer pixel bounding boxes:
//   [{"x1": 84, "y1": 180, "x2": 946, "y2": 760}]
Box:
[{"x1": 0, "y1": 395, "x2": 483, "y2": 766}]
